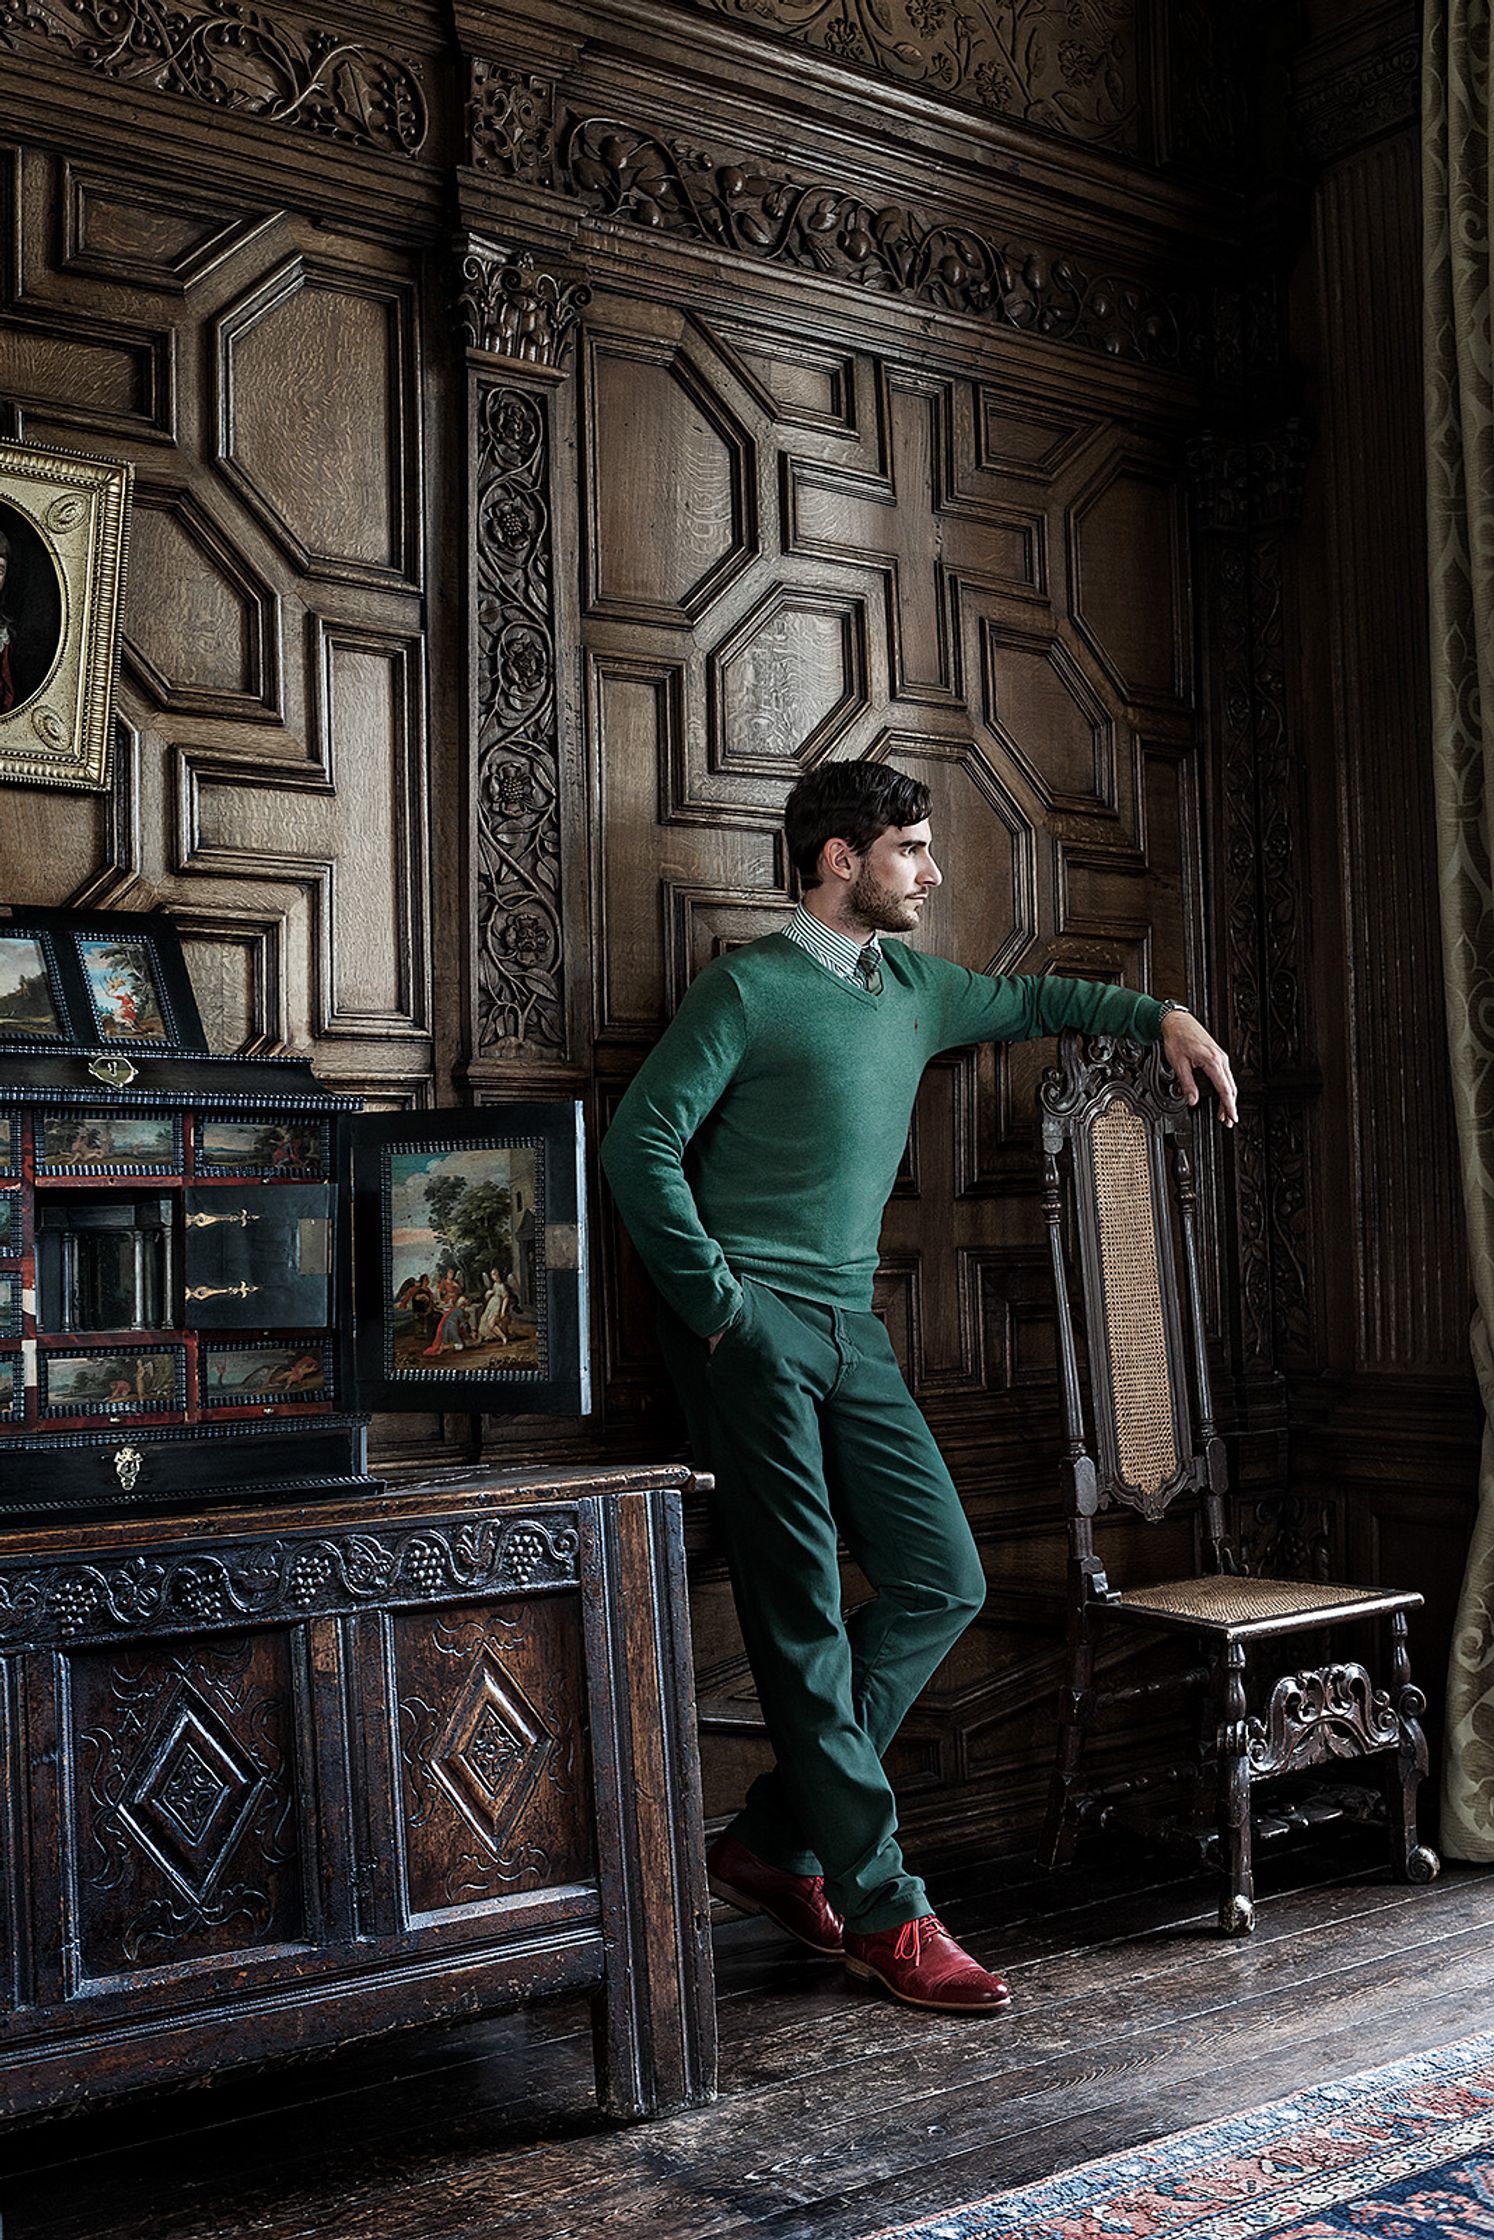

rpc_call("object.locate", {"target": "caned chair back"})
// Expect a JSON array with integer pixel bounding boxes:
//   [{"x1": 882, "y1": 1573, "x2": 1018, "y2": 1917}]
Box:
[{"x1": 1039, "y1": 1030, "x2": 1219, "y2": 1524}]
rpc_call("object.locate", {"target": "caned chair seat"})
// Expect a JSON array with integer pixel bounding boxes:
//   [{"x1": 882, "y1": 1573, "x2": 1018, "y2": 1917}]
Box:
[{"x1": 1107, "y1": 1575, "x2": 1424, "y2": 1638}]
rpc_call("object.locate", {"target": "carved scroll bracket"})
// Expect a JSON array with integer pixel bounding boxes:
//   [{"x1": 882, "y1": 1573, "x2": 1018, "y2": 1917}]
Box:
[{"x1": 455, "y1": 234, "x2": 590, "y2": 376}]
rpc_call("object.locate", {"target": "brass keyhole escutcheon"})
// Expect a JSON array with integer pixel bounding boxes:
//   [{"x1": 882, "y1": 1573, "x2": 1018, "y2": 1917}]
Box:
[
  {"x1": 87, "y1": 1056, "x2": 138, "y2": 1089},
  {"x1": 113, "y1": 1445, "x2": 143, "y2": 1492}
]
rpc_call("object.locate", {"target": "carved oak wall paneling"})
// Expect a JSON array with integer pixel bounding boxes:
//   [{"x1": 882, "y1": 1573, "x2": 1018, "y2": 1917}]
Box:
[
  {"x1": 574, "y1": 203, "x2": 1208, "y2": 1839},
  {"x1": 58, "y1": 164, "x2": 281, "y2": 294},
  {"x1": 122, "y1": 480, "x2": 284, "y2": 721},
  {"x1": 0, "y1": 144, "x2": 439, "y2": 1117}
]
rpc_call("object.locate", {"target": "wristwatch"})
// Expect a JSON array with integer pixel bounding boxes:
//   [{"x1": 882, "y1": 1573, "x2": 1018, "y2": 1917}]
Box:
[{"x1": 1156, "y1": 999, "x2": 1190, "y2": 1020}]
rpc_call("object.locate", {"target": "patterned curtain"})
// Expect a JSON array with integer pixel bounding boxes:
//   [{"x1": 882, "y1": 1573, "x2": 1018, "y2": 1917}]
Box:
[{"x1": 1425, "y1": 0, "x2": 1494, "y2": 1860}]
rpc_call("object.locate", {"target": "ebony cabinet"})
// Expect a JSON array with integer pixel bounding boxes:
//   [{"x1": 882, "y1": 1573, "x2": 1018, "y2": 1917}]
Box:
[
  {"x1": 0, "y1": 908, "x2": 590, "y2": 1520},
  {"x1": 0, "y1": 1465, "x2": 717, "y2": 2124}
]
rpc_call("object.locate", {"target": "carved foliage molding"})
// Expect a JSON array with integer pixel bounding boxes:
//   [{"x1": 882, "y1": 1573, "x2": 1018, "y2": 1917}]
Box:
[
  {"x1": 467, "y1": 60, "x2": 555, "y2": 184},
  {"x1": 679, "y1": 0, "x2": 1139, "y2": 151},
  {"x1": 0, "y1": 0, "x2": 429, "y2": 156},
  {"x1": 563, "y1": 118, "x2": 1197, "y2": 369},
  {"x1": 0, "y1": 1513, "x2": 582, "y2": 1646},
  {"x1": 1294, "y1": 37, "x2": 1419, "y2": 168},
  {"x1": 472, "y1": 380, "x2": 567, "y2": 1053},
  {"x1": 465, "y1": 105, "x2": 1202, "y2": 371}
]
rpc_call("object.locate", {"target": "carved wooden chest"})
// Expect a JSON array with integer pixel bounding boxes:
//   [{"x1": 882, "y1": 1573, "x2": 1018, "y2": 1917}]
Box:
[{"x1": 0, "y1": 1464, "x2": 716, "y2": 2123}]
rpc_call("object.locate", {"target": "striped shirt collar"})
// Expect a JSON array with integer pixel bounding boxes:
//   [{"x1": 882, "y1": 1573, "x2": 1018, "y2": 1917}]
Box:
[{"x1": 783, "y1": 903, "x2": 882, "y2": 982}]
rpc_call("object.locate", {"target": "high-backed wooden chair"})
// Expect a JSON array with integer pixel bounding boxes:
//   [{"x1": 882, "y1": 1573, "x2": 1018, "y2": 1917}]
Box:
[{"x1": 1037, "y1": 1029, "x2": 1438, "y2": 1933}]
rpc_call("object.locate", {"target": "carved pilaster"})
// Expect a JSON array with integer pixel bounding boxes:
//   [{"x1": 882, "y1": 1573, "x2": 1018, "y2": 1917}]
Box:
[
  {"x1": 458, "y1": 238, "x2": 589, "y2": 1064},
  {"x1": 1194, "y1": 281, "x2": 1318, "y2": 1394}
]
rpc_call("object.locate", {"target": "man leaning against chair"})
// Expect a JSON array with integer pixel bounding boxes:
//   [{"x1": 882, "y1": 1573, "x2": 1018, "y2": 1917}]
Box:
[{"x1": 600, "y1": 758, "x2": 1237, "y2": 2015}]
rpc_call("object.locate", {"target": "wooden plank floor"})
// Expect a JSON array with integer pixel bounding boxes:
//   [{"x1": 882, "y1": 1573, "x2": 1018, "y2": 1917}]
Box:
[{"x1": 5, "y1": 1837, "x2": 1491, "y2": 2240}]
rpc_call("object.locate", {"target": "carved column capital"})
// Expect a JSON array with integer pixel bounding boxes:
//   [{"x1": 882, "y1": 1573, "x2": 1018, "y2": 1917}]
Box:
[
  {"x1": 1188, "y1": 421, "x2": 1310, "y2": 535},
  {"x1": 455, "y1": 236, "x2": 591, "y2": 373}
]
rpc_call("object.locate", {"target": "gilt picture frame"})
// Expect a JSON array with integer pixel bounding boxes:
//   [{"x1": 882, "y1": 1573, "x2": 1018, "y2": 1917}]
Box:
[{"x1": 0, "y1": 436, "x2": 132, "y2": 792}]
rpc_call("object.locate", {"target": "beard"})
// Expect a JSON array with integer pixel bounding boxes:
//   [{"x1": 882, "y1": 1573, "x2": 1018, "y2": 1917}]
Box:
[{"x1": 846, "y1": 858, "x2": 922, "y2": 934}]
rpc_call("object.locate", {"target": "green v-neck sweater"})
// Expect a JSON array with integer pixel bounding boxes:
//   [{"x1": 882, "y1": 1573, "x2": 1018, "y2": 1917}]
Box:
[{"x1": 601, "y1": 933, "x2": 1164, "y2": 1338}]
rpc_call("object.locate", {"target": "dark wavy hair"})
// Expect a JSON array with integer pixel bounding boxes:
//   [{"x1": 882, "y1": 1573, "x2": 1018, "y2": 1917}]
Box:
[{"x1": 784, "y1": 759, "x2": 932, "y2": 890}]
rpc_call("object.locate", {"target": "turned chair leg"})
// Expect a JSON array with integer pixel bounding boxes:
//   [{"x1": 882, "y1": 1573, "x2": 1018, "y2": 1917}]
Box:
[
  {"x1": 1386, "y1": 1609, "x2": 1439, "y2": 1886},
  {"x1": 1215, "y1": 1639, "x2": 1255, "y2": 1935},
  {"x1": 1041, "y1": 1601, "x2": 1096, "y2": 1870}
]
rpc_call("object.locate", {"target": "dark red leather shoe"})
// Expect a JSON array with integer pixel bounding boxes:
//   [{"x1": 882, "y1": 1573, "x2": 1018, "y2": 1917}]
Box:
[
  {"x1": 844, "y1": 1914, "x2": 1012, "y2": 2013},
  {"x1": 706, "y1": 1830, "x2": 845, "y2": 1957}
]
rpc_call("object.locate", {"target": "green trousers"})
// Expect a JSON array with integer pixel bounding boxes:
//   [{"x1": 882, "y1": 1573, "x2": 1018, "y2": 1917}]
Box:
[{"x1": 657, "y1": 1276, "x2": 986, "y2": 1933}]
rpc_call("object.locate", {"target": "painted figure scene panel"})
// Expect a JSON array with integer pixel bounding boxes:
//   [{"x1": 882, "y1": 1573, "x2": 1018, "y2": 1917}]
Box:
[{"x1": 387, "y1": 1142, "x2": 543, "y2": 1376}]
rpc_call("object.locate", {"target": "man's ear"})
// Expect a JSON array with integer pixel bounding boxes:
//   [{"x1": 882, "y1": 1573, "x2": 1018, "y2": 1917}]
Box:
[{"x1": 820, "y1": 836, "x2": 856, "y2": 884}]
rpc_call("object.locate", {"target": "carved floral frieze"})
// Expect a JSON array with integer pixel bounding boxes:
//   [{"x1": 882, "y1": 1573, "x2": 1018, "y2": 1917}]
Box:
[
  {"x1": 680, "y1": 0, "x2": 1139, "y2": 151},
  {"x1": 559, "y1": 116, "x2": 1198, "y2": 369},
  {"x1": 0, "y1": 1513, "x2": 581, "y2": 1646},
  {"x1": 0, "y1": 0, "x2": 429, "y2": 154}
]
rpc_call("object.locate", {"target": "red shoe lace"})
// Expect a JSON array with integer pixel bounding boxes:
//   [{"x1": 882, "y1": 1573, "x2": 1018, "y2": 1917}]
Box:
[{"x1": 893, "y1": 1912, "x2": 944, "y2": 1963}]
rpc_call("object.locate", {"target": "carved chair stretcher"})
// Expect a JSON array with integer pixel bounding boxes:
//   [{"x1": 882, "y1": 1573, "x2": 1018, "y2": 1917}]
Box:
[{"x1": 1036, "y1": 1031, "x2": 1437, "y2": 1935}]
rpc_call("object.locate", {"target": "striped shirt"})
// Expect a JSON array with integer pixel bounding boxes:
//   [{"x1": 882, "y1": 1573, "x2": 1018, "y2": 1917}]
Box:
[{"x1": 782, "y1": 903, "x2": 883, "y2": 982}]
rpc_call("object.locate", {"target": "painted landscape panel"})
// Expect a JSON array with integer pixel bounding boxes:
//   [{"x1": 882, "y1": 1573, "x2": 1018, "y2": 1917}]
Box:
[
  {"x1": 43, "y1": 1349, "x2": 181, "y2": 1414},
  {"x1": 0, "y1": 934, "x2": 61, "y2": 1037},
  {"x1": 197, "y1": 1118, "x2": 325, "y2": 1174},
  {"x1": 203, "y1": 1345, "x2": 330, "y2": 1405},
  {"x1": 38, "y1": 1113, "x2": 178, "y2": 1169}
]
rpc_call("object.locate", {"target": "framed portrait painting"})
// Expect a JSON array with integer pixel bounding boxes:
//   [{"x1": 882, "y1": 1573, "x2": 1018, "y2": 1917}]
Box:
[
  {"x1": 351, "y1": 1101, "x2": 590, "y2": 1417},
  {"x1": 0, "y1": 437, "x2": 132, "y2": 792}
]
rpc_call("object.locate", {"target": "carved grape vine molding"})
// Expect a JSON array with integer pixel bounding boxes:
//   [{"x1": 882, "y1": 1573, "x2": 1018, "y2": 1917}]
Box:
[
  {"x1": 0, "y1": 0, "x2": 428, "y2": 155},
  {"x1": 0, "y1": 1513, "x2": 582, "y2": 1646}
]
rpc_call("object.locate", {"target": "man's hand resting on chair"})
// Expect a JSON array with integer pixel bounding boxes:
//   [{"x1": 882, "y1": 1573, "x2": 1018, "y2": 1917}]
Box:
[{"x1": 1160, "y1": 1007, "x2": 1238, "y2": 1127}]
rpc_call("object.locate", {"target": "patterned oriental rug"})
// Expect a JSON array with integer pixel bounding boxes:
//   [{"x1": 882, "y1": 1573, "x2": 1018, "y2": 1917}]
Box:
[{"x1": 867, "y1": 2030, "x2": 1494, "y2": 2240}]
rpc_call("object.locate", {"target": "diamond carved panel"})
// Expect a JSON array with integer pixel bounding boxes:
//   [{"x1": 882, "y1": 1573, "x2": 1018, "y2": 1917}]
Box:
[
  {"x1": 709, "y1": 589, "x2": 869, "y2": 774},
  {"x1": 117, "y1": 1681, "x2": 268, "y2": 1905},
  {"x1": 430, "y1": 1651, "x2": 555, "y2": 1858}
]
